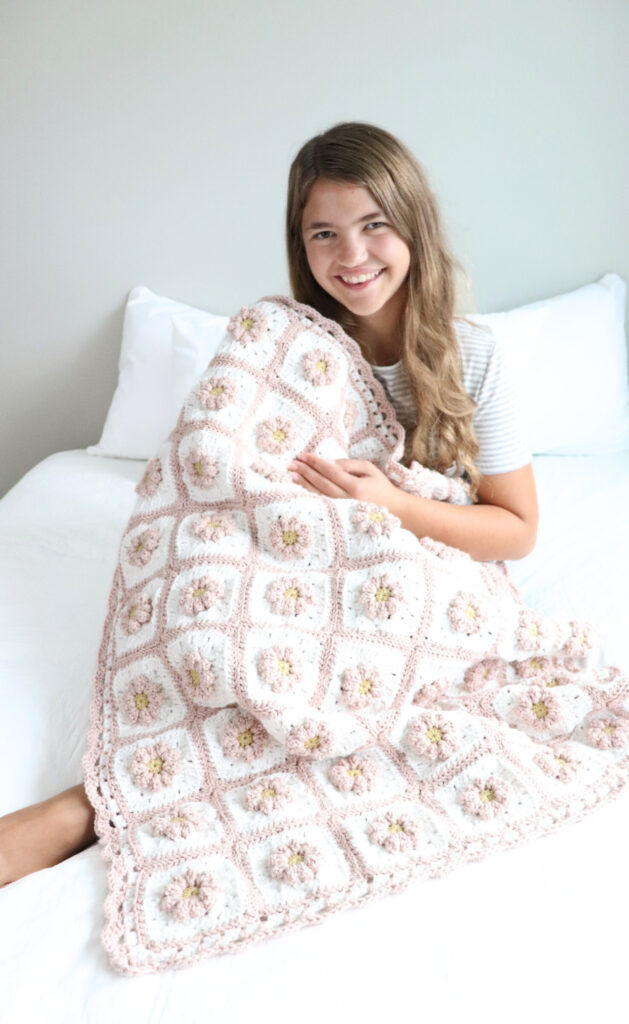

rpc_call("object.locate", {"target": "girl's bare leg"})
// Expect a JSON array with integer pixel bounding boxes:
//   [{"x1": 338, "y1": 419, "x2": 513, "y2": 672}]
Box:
[{"x1": 0, "y1": 783, "x2": 97, "y2": 887}]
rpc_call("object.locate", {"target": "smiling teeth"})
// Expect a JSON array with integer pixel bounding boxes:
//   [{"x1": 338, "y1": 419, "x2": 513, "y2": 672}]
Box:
[{"x1": 340, "y1": 270, "x2": 382, "y2": 284}]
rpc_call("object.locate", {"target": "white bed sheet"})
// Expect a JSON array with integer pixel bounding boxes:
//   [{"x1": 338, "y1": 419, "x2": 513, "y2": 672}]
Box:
[{"x1": 1, "y1": 449, "x2": 628, "y2": 1024}]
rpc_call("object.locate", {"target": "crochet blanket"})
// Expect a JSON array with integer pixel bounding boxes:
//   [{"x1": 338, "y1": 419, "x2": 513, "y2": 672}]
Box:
[{"x1": 83, "y1": 296, "x2": 629, "y2": 976}]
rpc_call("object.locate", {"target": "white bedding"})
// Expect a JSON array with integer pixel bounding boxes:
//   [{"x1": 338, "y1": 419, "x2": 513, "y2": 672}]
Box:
[{"x1": 1, "y1": 449, "x2": 628, "y2": 1023}]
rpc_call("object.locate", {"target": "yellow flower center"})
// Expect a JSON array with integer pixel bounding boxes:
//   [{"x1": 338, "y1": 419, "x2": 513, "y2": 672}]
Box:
[
  {"x1": 578, "y1": 634, "x2": 586, "y2": 646},
  {"x1": 426, "y1": 726, "x2": 443, "y2": 744},
  {"x1": 277, "y1": 659, "x2": 291, "y2": 676},
  {"x1": 148, "y1": 757, "x2": 163, "y2": 775},
  {"x1": 261, "y1": 787, "x2": 276, "y2": 798},
  {"x1": 128, "y1": 605, "x2": 137, "y2": 619},
  {"x1": 272, "y1": 429, "x2": 286, "y2": 442},
  {"x1": 368, "y1": 511, "x2": 384, "y2": 522},
  {"x1": 288, "y1": 852, "x2": 304, "y2": 865},
  {"x1": 603, "y1": 725, "x2": 616, "y2": 735},
  {"x1": 388, "y1": 822, "x2": 404, "y2": 833},
  {"x1": 171, "y1": 816, "x2": 187, "y2": 824},
  {"x1": 182, "y1": 885, "x2": 200, "y2": 899},
  {"x1": 193, "y1": 587, "x2": 206, "y2": 599},
  {"x1": 304, "y1": 735, "x2": 320, "y2": 750},
  {"x1": 465, "y1": 604, "x2": 477, "y2": 619},
  {"x1": 547, "y1": 678, "x2": 559, "y2": 687},
  {"x1": 532, "y1": 700, "x2": 548, "y2": 719},
  {"x1": 134, "y1": 692, "x2": 149, "y2": 710},
  {"x1": 529, "y1": 622, "x2": 540, "y2": 636},
  {"x1": 206, "y1": 519, "x2": 222, "y2": 529},
  {"x1": 347, "y1": 768, "x2": 363, "y2": 777},
  {"x1": 136, "y1": 541, "x2": 145, "y2": 552},
  {"x1": 189, "y1": 669, "x2": 201, "y2": 687},
  {"x1": 282, "y1": 530, "x2": 298, "y2": 546},
  {"x1": 209, "y1": 386, "x2": 224, "y2": 396},
  {"x1": 193, "y1": 461, "x2": 205, "y2": 476},
  {"x1": 530, "y1": 658, "x2": 542, "y2": 670},
  {"x1": 479, "y1": 787, "x2": 495, "y2": 803},
  {"x1": 241, "y1": 317, "x2": 254, "y2": 331},
  {"x1": 555, "y1": 756, "x2": 567, "y2": 766},
  {"x1": 238, "y1": 730, "x2": 253, "y2": 748},
  {"x1": 375, "y1": 587, "x2": 391, "y2": 602},
  {"x1": 315, "y1": 359, "x2": 327, "y2": 372},
  {"x1": 358, "y1": 678, "x2": 372, "y2": 695},
  {"x1": 284, "y1": 586, "x2": 299, "y2": 600}
]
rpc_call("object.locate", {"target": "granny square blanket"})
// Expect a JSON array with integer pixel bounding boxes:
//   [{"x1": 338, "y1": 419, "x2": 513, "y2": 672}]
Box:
[{"x1": 83, "y1": 296, "x2": 629, "y2": 976}]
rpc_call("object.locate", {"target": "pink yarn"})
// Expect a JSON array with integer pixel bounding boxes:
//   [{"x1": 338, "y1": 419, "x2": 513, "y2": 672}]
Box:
[
  {"x1": 121, "y1": 675, "x2": 163, "y2": 725},
  {"x1": 448, "y1": 591, "x2": 487, "y2": 634},
  {"x1": 179, "y1": 576, "x2": 224, "y2": 616},
  {"x1": 518, "y1": 684, "x2": 563, "y2": 732},
  {"x1": 126, "y1": 527, "x2": 160, "y2": 568},
  {"x1": 184, "y1": 448, "x2": 218, "y2": 489},
  {"x1": 161, "y1": 869, "x2": 219, "y2": 920},
  {"x1": 464, "y1": 659, "x2": 507, "y2": 692},
  {"x1": 256, "y1": 417, "x2": 297, "y2": 456},
  {"x1": 221, "y1": 713, "x2": 269, "y2": 762},
  {"x1": 265, "y1": 577, "x2": 314, "y2": 616},
  {"x1": 135, "y1": 457, "x2": 162, "y2": 497},
  {"x1": 302, "y1": 348, "x2": 339, "y2": 386},
  {"x1": 197, "y1": 377, "x2": 237, "y2": 410},
  {"x1": 227, "y1": 306, "x2": 267, "y2": 345},
  {"x1": 328, "y1": 754, "x2": 378, "y2": 794},
  {"x1": 190, "y1": 513, "x2": 236, "y2": 543},
  {"x1": 341, "y1": 663, "x2": 385, "y2": 709},
  {"x1": 180, "y1": 652, "x2": 216, "y2": 700},
  {"x1": 245, "y1": 776, "x2": 293, "y2": 814},
  {"x1": 359, "y1": 573, "x2": 403, "y2": 619},
  {"x1": 130, "y1": 741, "x2": 181, "y2": 791},
  {"x1": 460, "y1": 775, "x2": 510, "y2": 820},
  {"x1": 368, "y1": 811, "x2": 420, "y2": 853},
  {"x1": 152, "y1": 803, "x2": 206, "y2": 840},
  {"x1": 257, "y1": 646, "x2": 302, "y2": 692},
  {"x1": 269, "y1": 840, "x2": 320, "y2": 884},
  {"x1": 407, "y1": 714, "x2": 457, "y2": 760},
  {"x1": 352, "y1": 502, "x2": 399, "y2": 538},
  {"x1": 121, "y1": 592, "x2": 152, "y2": 635},
  {"x1": 268, "y1": 515, "x2": 313, "y2": 559},
  {"x1": 286, "y1": 719, "x2": 334, "y2": 759}
]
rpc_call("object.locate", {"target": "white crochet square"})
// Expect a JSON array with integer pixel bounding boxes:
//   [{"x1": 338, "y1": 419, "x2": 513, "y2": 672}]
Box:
[
  {"x1": 141, "y1": 851, "x2": 247, "y2": 945},
  {"x1": 201, "y1": 708, "x2": 286, "y2": 782},
  {"x1": 133, "y1": 801, "x2": 224, "y2": 860},
  {"x1": 132, "y1": 440, "x2": 179, "y2": 516},
  {"x1": 242, "y1": 627, "x2": 323, "y2": 708},
  {"x1": 322, "y1": 637, "x2": 408, "y2": 715},
  {"x1": 229, "y1": 301, "x2": 290, "y2": 371},
  {"x1": 113, "y1": 575, "x2": 166, "y2": 659},
  {"x1": 164, "y1": 563, "x2": 240, "y2": 631},
  {"x1": 344, "y1": 799, "x2": 450, "y2": 875},
  {"x1": 166, "y1": 628, "x2": 234, "y2": 708},
  {"x1": 177, "y1": 431, "x2": 238, "y2": 504},
  {"x1": 394, "y1": 708, "x2": 493, "y2": 783},
  {"x1": 245, "y1": 822, "x2": 353, "y2": 907},
  {"x1": 242, "y1": 391, "x2": 318, "y2": 461},
  {"x1": 254, "y1": 498, "x2": 334, "y2": 570},
  {"x1": 114, "y1": 726, "x2": 205, "y2": 815},
  {"x1": 119, "y1": 515, "x2": 176, "y2": 591},
  {"x1": 246, "y1": 568, "x2": 332, "y2": 630},
  {"x1": 276, "y1": 330, "x2": 350, "y2": 413},
  {"x1": 341, "y1": 565, "x2": 424, "y2": 638},
  {"x1": 493, "y1": 681, "x2": 594, "y2": 741},
  {"x1": 334, "y1": 498, "x2": 419, "y2": 563},
  {"x1": 307, "y1": 747, "x2": 408, "y2": 810},
  {"x1": 112, "y1": 656, "x2": 189, "y2": 740},
  {"x1": 222, "y1": 771, "x2": 319, "y2": 835},
  {"x1": 175, "y1": 509, "x2": 251, "y2": 564},
  {"x1": 181, "y1": 361, "x2": 260, "y2": 430}
]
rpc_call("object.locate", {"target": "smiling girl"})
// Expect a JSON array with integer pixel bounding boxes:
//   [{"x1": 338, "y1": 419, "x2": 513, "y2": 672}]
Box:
[{"x1": 285, "y1": 122, "x2": 538, "y2": 562}]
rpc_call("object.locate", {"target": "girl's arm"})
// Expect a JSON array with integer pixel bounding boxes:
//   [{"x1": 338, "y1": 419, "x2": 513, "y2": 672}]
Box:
[{"x1": 288, "y1": 454, "x2": 538, "y2": 562}]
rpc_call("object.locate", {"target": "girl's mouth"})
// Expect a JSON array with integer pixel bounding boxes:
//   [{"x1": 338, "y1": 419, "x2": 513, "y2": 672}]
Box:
[{"x1": 336, "y1": 268, "x2": 385, "y2": 291}]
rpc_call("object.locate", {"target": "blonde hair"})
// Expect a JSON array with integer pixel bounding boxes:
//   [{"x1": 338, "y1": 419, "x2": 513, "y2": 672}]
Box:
[{"x1": 286, "y1": 121, "x2": 481, "y2": 500}]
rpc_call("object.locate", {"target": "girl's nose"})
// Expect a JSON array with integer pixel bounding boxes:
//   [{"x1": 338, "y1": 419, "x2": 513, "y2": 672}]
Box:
[{"x1": 337, "y1": 232, "x2": 367, "y2": 267}]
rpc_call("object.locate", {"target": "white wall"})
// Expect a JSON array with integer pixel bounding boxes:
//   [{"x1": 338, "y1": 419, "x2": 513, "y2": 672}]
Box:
[{"x1": 1, "y1": 0, "x2": 628, "y2": 496}]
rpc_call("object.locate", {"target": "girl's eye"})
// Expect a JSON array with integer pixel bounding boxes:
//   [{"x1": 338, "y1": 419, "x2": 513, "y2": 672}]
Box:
[
  {"x1": 365, "y1": 221, "x2": 387, "y2": 231},
  {"x1": 313, "y1": 230, "x2": 334, "y2": 240}
]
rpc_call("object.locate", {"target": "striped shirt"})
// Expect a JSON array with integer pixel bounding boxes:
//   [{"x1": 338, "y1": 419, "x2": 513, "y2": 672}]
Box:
[{"x1": 372, "y1": 317, "x2": 531, "y2": 476}]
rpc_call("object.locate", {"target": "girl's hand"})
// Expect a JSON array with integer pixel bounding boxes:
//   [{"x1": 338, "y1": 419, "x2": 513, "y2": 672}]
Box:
[{"x1": 287, "y1": 452, "x2": 404, "y2": 513}]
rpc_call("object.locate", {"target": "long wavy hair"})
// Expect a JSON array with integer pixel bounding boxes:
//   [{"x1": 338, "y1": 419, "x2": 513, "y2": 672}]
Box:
[{"x1": 286, "y1": 121, "x2": 481, "y2": 500}]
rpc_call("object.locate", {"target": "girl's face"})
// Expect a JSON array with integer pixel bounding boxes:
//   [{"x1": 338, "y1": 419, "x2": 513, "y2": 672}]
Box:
[{"x1": 301, "y1": 178, "x2": 411, "y2": 330}]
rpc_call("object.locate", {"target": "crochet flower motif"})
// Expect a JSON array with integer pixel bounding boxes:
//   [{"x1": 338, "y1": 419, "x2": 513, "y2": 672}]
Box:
[
  {"x1": 135, "y1": 458, "x2": 162, "y2": 498},
  {"x1": 518, "y1": 685, "x2": 563, "y2": 731},
  {"x1": 179, "y1": 575, "x2": 224, "y2": 616},
  {"x1": 359, "y1": 573, "x2": 403, "y2": 619},
  {"x1": 256, "y1": 417, "x2": 297, "y2": 456},
  {"x1": 130, "y1": 740, "x2": 181, "y2": 791},
  {"x1": 512, "y1": 656, "x2": 555, "y2": 680},
  {"x1": 258, "y1": 646, "x2": 302, "y2": 693},
  {"x1": 121, "y1": 674, "x2": 163, "y2": 725},
  {"x1": 515, "y1": 611, "x2": 553, "y2": 651},
  {"x1": 302, "y1": 349, "x2": 339, "y2": 386},
  {"x1": 419, "y1": 537, "x2": 467, "y2": 561},
  {"x1": 460, "y1": 775, "x2": 510, "y2": 819},
  {"x1": 464, "y1": 659, "x2": 507, "y2": 692},
  {"x1": 407, "y1": 714, "x2": 457, "y2": 761},
  {"x1": 328, "y1": 754, "x2": 378, "y2": 794},
  {"x1": 227, "y1": 306, "x2": 267, "y2": 345},
  {"x1": 250, "y1": 459, "x2": 292, "y2": 484},
  {"x1": 191, "y1": 513, "x2": 236, "y2": 543},
  {"x1": 268, "y1": 515, "x2": 313, "y2": 559},
  {"x1": 151, "y1": 802, "x2": 206, "y2": 840},
  {"x1": 368, "y1": 811, "x2": 420, "y2": 854},
  {"x1": 412, "y1": 677, "x2": 450, "y2": 707},
  {"x1": 221, "y1": 713, "x2": 269, "y2": 762},
  {"x1": 587, "y1": 716, "x2": 629, "y2": 750},
  {"x1": 180, "y1": 652, "x2": 216, "y2": 700},
  {"x1": 563, "y1": 621, "x2": 598, "y2": 658},
  {"x1": 245, "y1": 775, "x2": 293, "y2": 814},
  {"x1": 352, "y1": 502, "x2": 400, "y2": 538},
  {"x1": 184, "y1": 448, "x2": 218, "y2": 489},
  {"x1": 534, "y1": 744, "x2": 581, "y2": 783},
  {"x1": 197, "y1": 376, "x2": 237, "y2": 410},
  {"x1": 269, "y1": 840, "x2": 320, "y2": 885},
  {"x1": 448, "y1": 592, "x2": 487, "y2": 634},
  {"x1": 121, "y1": 592, "x2": 153, "y2": 635},
  {"x1": 162, "y1": 869, "x2": 219, "y2": 921},
  {"x1": 266, "y1": 576, "x2": 314, "y2": 617},
  {"x1": 340, "y1": 663, "x2": 385, "y2": 709},
  {"x1": 286, "y1": 718, "x2": 334, "y2": 759},
  {"x1": 126, "y1": 527, "x2": 160, "y2": 568}
]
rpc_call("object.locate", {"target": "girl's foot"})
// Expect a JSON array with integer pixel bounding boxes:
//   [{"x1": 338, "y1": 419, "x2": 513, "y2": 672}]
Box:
[{"x1": 0, "y1": 783, "x2": 97, "y2": 887}]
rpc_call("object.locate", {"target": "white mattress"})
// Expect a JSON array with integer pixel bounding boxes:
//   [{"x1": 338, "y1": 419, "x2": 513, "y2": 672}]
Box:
[{"x1": 1, "y1": 449, "x2": 628, "y2": 1023}]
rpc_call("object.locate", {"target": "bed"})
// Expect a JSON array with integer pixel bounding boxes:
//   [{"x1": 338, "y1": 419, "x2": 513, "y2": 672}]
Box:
[{"x1": 1, "y1": 277, "x2": 628, "y2": 1023}]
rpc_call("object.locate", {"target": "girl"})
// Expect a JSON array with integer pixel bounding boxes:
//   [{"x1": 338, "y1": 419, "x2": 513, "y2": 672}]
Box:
[{"x1": 0, "y1": 121, "x2": 537, "y2": 887}]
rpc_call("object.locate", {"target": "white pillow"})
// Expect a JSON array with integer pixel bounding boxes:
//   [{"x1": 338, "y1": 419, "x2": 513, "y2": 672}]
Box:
[
  {"x1": 88, "y1": 286, "x2": 229, "y2": 459},
  {"x1": 469, "y1": 274, "x2": 629, "y2": 454}
]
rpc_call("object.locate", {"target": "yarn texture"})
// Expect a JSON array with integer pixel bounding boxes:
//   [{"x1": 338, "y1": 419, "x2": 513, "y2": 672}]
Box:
[{"x1": 82, "y1": 296, "x2": 629, "y2": 975}]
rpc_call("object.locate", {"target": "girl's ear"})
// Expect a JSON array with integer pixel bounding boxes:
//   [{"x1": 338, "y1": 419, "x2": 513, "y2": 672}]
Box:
[{"x1": 453, "y1": 267, "x2": 476, "y2": 315}]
